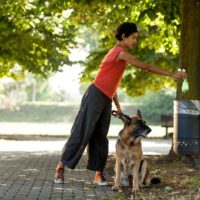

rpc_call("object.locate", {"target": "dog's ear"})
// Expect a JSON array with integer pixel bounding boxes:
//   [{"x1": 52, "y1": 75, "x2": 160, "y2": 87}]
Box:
[
  {"x1": 137, "y1": 110, "x2": 142, "y2": 119},
  {"x1": 121, "y1": 115, "x2": 131, "y2": 124}
]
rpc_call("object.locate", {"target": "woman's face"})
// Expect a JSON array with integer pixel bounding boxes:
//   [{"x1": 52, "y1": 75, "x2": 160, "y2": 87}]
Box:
[{"x1": 122, "y1": 32, "x2": 138, "y2": 49}]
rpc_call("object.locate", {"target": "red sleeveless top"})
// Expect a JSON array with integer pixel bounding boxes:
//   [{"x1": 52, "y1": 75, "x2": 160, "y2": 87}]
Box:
[{"x1": 93, "y1": 46, "x2": 126, "y2": 99}]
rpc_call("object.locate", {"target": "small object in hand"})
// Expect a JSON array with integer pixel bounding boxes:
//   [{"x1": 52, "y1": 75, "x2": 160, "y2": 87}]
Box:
[
  {"x1": 182, "y1": 79, "x2": 189, "y2": 93},
  {"x1": 178, "y1": 68, "x2": 189, "y2": 93}
]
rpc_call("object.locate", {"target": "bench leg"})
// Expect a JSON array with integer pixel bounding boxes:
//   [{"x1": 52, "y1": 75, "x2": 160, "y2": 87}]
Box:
[{"x1": 165, "y1": 127, "x2": 168, "y2": 138}]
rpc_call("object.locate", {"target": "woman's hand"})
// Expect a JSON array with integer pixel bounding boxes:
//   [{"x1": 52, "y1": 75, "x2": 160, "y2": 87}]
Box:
[
  {"x1": 117, "y1": 106, "x2": 122, "y2": 114},
  {"x1": 173, "y1": 71, "x2": 187, "y2": 79}
]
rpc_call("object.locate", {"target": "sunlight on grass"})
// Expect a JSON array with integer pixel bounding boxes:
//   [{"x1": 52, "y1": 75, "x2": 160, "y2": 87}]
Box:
[
  {"x1": 183, "y1": 177, "x2": 200, "y2": 190},
  {"x1": 0, "y1": 122, "x2": 169, "y2": 138}
]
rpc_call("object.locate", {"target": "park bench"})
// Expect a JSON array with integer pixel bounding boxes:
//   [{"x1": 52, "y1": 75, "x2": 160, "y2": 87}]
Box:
[{"x1": 161, "y1": 114, "x2": 173, "y2": 138}]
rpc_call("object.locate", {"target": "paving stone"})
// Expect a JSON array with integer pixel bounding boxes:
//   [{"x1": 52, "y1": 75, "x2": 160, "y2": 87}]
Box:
[{"x1": 0, "y1": 151, "x2": 119, "y2": 199}]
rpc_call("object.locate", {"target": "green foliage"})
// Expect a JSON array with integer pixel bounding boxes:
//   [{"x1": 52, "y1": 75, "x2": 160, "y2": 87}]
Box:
[
  {"x1": 137, "y1": 89, "x2": 176, "y2": 124},
  {"x1": 0, "y1": 74, "x2": 54, "y2": 107},
  {"x1": 0, "y1": 90, "x2": 175, "y2": 124},
  {"x1": 110, "y1": 89, "x2": 176, "y2": 125},
  {"x1": 26, "y1": 75, "x2": 53, "y2": 101},
  {"x1": 0, "y1": 0, "x2": 76, "y2": 77},
  {"x1": 0, "y1": 102, "x2": 79, "y2": 123},
  {"x1": 0, "y1": 0, "x2": 181, "y2": 96},
  {"x1": 77, "y1": 0, "x2": 181, "y2": 96}
]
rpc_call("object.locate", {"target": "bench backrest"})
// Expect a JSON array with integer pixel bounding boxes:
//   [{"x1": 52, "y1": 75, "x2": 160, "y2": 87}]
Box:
[{"x1": 161, "y1": 115, "x2": 173, "y2": 125}]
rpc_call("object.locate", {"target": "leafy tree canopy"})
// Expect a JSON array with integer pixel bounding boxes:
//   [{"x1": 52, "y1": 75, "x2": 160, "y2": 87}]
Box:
[
  {"x1": 0, "y1": 0, "x2": 181, "y2": 96},
  {"x1": 74, "y1": 0, "x2": 181, "y2": 96},
  {"x1": 0, "y1": 0, "x2": 76, "y2": 78}
]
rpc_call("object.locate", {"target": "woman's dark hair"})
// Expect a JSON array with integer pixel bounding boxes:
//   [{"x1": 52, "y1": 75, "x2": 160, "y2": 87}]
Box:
[{"x1": 115, "y1": 22, "x2": 138, "y2": 41}]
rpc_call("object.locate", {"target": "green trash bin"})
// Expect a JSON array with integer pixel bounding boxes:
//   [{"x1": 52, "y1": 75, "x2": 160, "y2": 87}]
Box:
[{"x1": 173, "y1": 100, "x2": 200, "y2": 155}]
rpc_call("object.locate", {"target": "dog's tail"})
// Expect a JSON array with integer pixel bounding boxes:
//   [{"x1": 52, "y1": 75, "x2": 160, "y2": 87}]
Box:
[{"x1": 151, "y1": 177, "x2": 161, "y2": 184}]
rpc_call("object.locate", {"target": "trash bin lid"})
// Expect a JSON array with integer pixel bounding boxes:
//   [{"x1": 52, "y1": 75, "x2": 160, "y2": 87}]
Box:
[{"x1": 174, "y1": 100, "x2": 200, "y2": 115}]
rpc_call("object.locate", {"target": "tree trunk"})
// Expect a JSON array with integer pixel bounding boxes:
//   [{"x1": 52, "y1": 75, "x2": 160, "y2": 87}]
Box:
[
  {"x1": 176, "y1": 0, "x2": 200, "y2": 100},
  {"x1": 169, "y1": 0, "x2": 200, "y2": 159},
  {"x1": 31, "y1": 80, "x2": 36, "y2": 102}
]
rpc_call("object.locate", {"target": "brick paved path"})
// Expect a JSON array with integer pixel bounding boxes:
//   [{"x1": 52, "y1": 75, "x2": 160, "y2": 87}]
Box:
[{"x1": 0, "y1": 151, "x2": 119, "y2": 200}]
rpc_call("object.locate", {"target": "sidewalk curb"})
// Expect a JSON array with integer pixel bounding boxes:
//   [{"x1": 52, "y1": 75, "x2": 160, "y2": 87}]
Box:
[{"x1": 0, "y1": 134, "x2": 171, "y2": 141}]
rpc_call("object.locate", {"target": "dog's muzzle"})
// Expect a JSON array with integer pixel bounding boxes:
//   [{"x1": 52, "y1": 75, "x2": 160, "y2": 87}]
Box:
[
  {"x1": 134, "y1": 120, "x2": 152, "y2": 138},
  {"x1": 134, "y1": 126, "x2": 152, "y2": 138}
]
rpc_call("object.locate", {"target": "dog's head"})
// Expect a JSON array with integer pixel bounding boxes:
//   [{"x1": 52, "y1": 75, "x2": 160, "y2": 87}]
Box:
[
  {"x1": 118, "y1": 110, "x2": 151, "y2": 138},
  {"x1": 130, "y1": 110, "x2": 151, "y2": 138}
]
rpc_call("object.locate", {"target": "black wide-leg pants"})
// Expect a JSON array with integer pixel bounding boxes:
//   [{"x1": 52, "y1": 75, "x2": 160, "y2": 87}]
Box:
[{"x1": 60, "y1": 84, "x2": 112, "y2": 171}]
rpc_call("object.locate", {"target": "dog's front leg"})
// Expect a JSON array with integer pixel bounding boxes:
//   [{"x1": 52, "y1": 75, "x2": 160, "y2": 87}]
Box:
[
  {"x1": 112, "y1": 154, "x2": 121, "y2": 191},
  {"x1": 132, "y1": 161, "x2": 140, "y2": 192}
]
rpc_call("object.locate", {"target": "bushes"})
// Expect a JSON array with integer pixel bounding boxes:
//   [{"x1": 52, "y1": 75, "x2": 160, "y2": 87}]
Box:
[
  {"x1": 121, "y1": 90, "x2": 175, "y2": 125},
  {"x1": 0, "y1": 89, "x2": 175, "y2": 125}
]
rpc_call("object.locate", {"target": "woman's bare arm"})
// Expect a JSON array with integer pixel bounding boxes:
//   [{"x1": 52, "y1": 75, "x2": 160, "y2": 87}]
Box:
[{"x1": 117, "y1": 51, "x2": 187, "y2": 79}]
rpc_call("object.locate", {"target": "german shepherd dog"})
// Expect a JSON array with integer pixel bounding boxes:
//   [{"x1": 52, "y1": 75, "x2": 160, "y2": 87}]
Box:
[{"x1": 112, "y1": 110, "x2": 160, "y2": 192}]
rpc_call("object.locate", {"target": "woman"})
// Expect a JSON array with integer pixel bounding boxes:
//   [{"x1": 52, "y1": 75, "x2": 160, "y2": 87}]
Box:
[{"x1": 54, "y1": 22, "x2": 187, "y2": 185}]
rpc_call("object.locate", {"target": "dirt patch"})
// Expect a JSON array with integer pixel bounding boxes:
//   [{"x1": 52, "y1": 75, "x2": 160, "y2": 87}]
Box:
[{"x1": 105, "y1": 155, "x2": 200, "y2": 200}]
